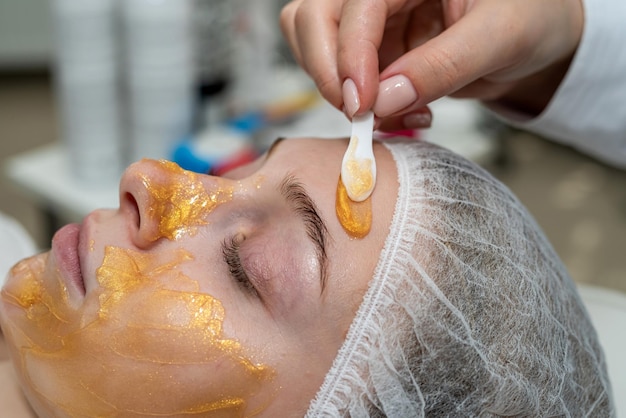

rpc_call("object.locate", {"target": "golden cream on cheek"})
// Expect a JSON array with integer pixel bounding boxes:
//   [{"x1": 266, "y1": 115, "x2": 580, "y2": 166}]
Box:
[{"x1": 0, "y1": 160, "x2": 275, "y2": 417}]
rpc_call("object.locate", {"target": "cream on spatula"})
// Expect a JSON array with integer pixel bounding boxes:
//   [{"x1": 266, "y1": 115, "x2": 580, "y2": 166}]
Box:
[{"x1": 341, "y1": 111, "x2": 376, "y2": 202}]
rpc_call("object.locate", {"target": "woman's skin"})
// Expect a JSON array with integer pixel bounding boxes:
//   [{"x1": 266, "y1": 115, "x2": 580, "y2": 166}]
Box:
[
  {"x1": 0, "y1": 138, "x2": 398, "y2": 417},
  {"x1": 0, "y1": 333, "x2": 36, "y2": 416},
  {"x1": 280, "y1": 0, "x2": 584, "y2": 130}
]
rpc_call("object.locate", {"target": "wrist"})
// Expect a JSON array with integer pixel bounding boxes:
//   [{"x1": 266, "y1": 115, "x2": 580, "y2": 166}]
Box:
[
  {"x1": 490, "y1": 0, "x2": 584, "y2": 117},
  {"x1": 489, "y1": 53, "x2": 575, "y2": 117}
]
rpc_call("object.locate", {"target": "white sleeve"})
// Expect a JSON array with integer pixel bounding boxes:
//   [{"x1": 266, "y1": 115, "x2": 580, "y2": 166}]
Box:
[{"x1": 489, "y1": 0, "x2": 626, "y2": 169}]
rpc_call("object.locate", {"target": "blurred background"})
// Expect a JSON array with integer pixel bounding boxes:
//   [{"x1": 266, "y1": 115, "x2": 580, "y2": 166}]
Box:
[{"x1": 1, "y1": 0, "x2": 625, "y2": 295}]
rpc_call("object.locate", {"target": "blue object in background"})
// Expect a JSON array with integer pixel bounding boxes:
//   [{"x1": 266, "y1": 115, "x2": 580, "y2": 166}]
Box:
[{"x1": 172, "y1": 124, "x2": 258, "y2": 174}]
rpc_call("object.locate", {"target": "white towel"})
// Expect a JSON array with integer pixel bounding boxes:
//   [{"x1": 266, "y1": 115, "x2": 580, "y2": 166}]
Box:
[{"x1": 0, "y1": 212, "x2": 37, "y2": 286}]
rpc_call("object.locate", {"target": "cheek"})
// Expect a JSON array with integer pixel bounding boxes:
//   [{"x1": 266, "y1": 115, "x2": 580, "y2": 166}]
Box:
[
  {"x1": 0, "y1": 252, "x2": 83, "y2": 351},
  {"x1": 2, "y1": 247, "x2": 276, "y2": 417}
]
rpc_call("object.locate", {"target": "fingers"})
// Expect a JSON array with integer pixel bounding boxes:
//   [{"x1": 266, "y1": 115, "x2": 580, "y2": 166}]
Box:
[
  {"x1": 337, "y1": 0, "x2": 423, "y2": 114},
  {"x1": 280, "y1": 0, "x2": 344, "y2": 109},
  {"x1": 281, "y1": 0, "x2": 420, "y2": 116},
  {"x1": 279, "y1": 1, "x2": 304, "y2": 66},
  {"x1": 375, "y1": 1, "x2": 523, "y2": 116},
  {"x1": 282, "y1": 0, "x2": 530, "y2": 123},
  {"x1": 336, "y1": 0, "x2": 391, "y2": 114},
  {"x1": 282, "y1": 0, "x2": 391, "y2": 114},
  {"x1": 376, "y1": 106, "x2": 432, "y2": 132},
  {"x1": 280, "y1": 0, "x2": 343, "y2": 108}
]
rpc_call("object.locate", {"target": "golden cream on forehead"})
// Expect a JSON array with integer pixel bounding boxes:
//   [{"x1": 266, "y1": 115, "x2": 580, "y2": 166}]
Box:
[
  {"x1": 1, "y1": 247, "x2": 274, "y2": 417},
  {"x1": 138, "y1": 159, "x2": 234, "y2": 241},
  {"x1": 336, "y1": 175, "x2": 372, "y2": 239}
]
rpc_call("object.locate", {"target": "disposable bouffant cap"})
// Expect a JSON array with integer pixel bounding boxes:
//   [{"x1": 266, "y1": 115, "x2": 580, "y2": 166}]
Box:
[{"x1": 306, "y1": 140, "x2": 614, "y2": 417}]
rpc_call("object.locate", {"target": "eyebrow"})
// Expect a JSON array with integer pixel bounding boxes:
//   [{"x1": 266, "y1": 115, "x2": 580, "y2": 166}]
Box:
[{"x1": 278, "y1": 175, "x2": 330, "y2": 293}]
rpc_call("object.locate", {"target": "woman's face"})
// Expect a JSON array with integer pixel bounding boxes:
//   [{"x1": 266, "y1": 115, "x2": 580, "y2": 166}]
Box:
[{"x1": 0, "y1": 137, "x2": 397, "y2": 417}]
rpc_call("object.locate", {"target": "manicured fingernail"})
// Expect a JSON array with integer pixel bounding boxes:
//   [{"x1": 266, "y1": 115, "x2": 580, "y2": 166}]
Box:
[
  {"x1": 373, "y1": 74, "x2": 418, "y2": 117},
  {"x1": 375, "y1": 129, "x2": 422, "y2": 139},
  {"x1": 403, "y1": 111, "x2": 432, "y2": 129},
  {"x1": 342, "y1": 78, "x2": 360, "y2": 117}
]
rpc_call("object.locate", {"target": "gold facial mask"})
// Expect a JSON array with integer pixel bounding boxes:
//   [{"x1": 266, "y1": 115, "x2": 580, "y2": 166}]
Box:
[
  {"x1": 335, "y1": 175, "x2": 372, "y2": 238},
  {"x1": 2, "y1": 248, "x2": 273, "y2": 417},
  {"x1": 1, "y1": 160, "x2": 274, "y2": 417},
  {"x1": 138, "y1": 159, "x2": 234, "y2": 241}
]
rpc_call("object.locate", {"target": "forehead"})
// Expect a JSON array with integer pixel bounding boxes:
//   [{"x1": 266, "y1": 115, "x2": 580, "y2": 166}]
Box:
[
  {"x1": 267, "y1": 138, "x2": 347, "y2": 182},
  {"x1": 269, "y1": 136, "x2": 346, "y2": 200},
  {"x1": 273, "y1": 138, "x2": 347, "y2": 163}
]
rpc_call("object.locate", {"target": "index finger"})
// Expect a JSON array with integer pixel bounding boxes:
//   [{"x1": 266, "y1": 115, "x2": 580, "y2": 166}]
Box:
[
  {"x1": 286, "y1": 0, "x2": 345, "y2": 109},
  {"x1": 338, "y1": 0, "x2": 422, "y2": 112}
]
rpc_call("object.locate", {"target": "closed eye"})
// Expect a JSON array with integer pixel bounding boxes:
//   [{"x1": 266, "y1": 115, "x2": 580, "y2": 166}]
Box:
[{"x1": 221, "y1": 235, "x2": 258, "y2": 297}]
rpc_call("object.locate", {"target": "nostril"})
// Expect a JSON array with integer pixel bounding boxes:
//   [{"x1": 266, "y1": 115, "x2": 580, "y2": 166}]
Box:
[{"x1": 124, "y1": 192, "x2": 141, "y2": 232}]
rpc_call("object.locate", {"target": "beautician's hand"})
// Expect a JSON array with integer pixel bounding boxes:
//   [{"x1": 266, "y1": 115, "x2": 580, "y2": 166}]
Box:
[{"x1": 280, "y1": 0, "x2": 583, "y2": 131}]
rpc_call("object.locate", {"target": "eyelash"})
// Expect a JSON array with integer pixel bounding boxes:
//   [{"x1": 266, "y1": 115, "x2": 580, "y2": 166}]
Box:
[{"x1": 221, "y1": 235, "x2": 258, "y2": 296}]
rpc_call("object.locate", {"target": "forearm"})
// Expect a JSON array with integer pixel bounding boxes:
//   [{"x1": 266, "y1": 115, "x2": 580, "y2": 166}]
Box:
[{"x1": 486, "y1": 0, "x2": 626, "y2": 169}]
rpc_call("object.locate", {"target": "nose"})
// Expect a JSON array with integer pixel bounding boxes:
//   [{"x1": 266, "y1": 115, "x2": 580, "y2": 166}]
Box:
[{"x1": 119, "y1": 159, "x2": 235, "y2": 247}]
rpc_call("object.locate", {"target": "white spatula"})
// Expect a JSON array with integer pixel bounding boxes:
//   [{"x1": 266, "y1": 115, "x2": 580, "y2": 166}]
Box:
[{"x1": 341, "y1": 111, "x2": 376, "y2": 202}]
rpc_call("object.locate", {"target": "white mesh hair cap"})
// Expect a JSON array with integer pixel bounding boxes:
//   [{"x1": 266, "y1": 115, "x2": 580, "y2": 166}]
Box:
[{"x1": 306, "y1": 140, "x2": 614, "y2": 417}]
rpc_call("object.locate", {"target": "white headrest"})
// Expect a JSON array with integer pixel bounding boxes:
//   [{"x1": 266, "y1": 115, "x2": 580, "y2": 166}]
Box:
[
  {"x1": 579, "y1": 284, "x2": 626, "y2": 416},
  {"x1": 0, "y1": 212, "x2": 37, "y2": 286}
]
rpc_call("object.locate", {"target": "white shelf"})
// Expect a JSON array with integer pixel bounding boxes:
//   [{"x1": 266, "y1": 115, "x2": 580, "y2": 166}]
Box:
[{"x1": 4, "y1": 143, "x2": 119, "y2": 223}]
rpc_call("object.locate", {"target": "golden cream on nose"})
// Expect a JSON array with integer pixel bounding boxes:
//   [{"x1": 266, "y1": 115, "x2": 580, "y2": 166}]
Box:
[{"x1": 136, "y1": 159, "x2": 234, "y2": 241}]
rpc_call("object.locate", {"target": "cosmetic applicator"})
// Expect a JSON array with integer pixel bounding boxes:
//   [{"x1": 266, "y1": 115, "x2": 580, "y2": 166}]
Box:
[{"x1": 341, "y1": 111, "x2": 376, "y2": 202}]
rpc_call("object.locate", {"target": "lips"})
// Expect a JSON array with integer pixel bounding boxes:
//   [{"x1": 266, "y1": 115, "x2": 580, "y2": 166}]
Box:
[{"x1": 52, "y1": 223, "x2": 86, "y2": 296}]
